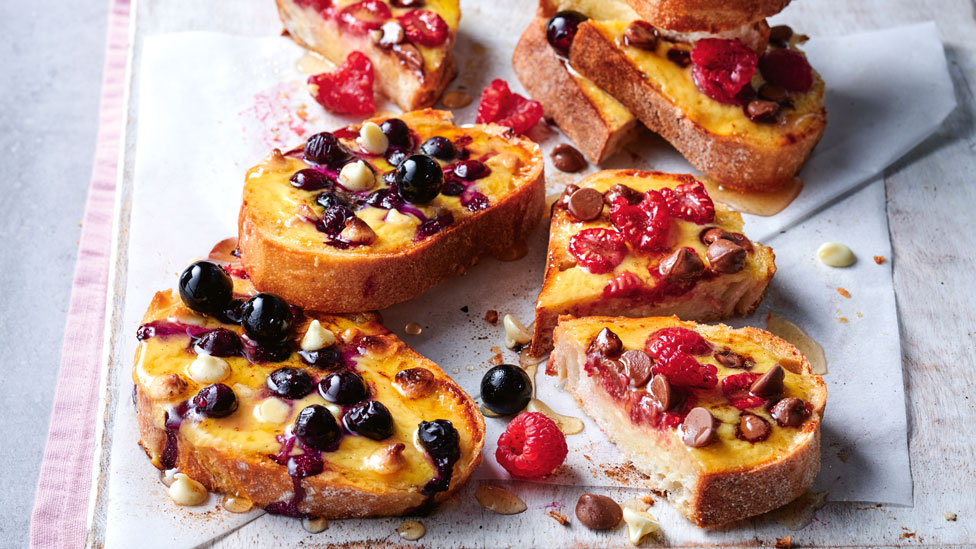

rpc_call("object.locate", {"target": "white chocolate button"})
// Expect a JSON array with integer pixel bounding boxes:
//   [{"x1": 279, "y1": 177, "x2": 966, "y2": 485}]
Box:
[
  {"x1": 817, "y1": 242, "x2": 856, "y2": 267},
  {"x1": 503, "y1": 314, "x2": 532, "y2": 349},
  {"x1": 385, "y1": 209, "x2": 417, "y2": 226},
  {"x1": 169, "y1": 473, "x2": 208, "y2": 506},
  {"x1": 302, "y1": 517, "x2": 329, "y2": 533},
  {"x1": 339, "y1": 160, "x2": 375, "y2": 191},
  {"x1": 187, "y1": 354, "x2": 230, "y2": 384},
  {"x1": 358, "y1": 122, "x2": 389, "y2": 155},
  {"x1": 323, "y1": 402, "x2": 343, "y2": 419},
  {"x1": 622, "y1": 506, "x2": 659, "y2": 545},
  {"x1": 301, "y1": 320, "x2": 336, "y2": 351},
  {"x1": 254, "y1": 397, "x2": 292, "y2": 424},
  {"x1": 232, "y1": 383, "x2": 255, "y2": 399}
]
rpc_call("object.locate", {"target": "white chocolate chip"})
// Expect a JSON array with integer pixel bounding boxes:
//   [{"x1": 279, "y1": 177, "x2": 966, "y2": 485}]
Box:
[
  {"x1": 169, "y1": 473, "x2": 208, "y2": 506},
  {"x1": 817, "y1": 242, "x2": 856, "y2": 267},
  {"x1": 385, "y1": 209, "x2": 417, "y2": 226},
  {"x1": 148, "y1": 373, "x2": 188, "y2": 400},
  {"x1": 379, "y1": 21, "x2": 405, "y2": 46},
  {"x1": 622, "y1": 506, "x2": 659, "y2": 545},
  {"x1": 302, "y1": 517, "x2": 329, "y2": 533},
  {"x1": 232, "y1": 383, "x2": 255, "y2": 399},
  {"x1": 186, "y1": 354, "x2": 230, "y2": 384},
  {"x1": 323, "y1": 402, "x2": 343, "y2": 419},
  {"x1": 254, "y1": 398, "x2": 292, "y2": 424},
  {"x1": 364, "y1": 443, "x2": 406, "y2": 475},
  {"x1": 338, "y1": 160, "x2": 376, "y2": 191},
  {"x1": 301, "y1": 320, "x2": 336, "y2": 351},
  {"x1": 160, "y1": 468, "x2": 178, "y2": 487},
  {"x1": 358, "y1": 122, "x2": 389, "y2": 155},
  {"x1": 503, "y1": 314, "x2": 532, "y2": 349}
]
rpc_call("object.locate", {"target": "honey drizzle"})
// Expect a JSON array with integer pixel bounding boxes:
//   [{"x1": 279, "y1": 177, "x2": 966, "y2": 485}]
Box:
[
  {"x1": 701, "y1": 177, "x2": 803, "y2": 217},
  {"x1": 766, "y1": 315, "x2": 828, "y2": 375}
]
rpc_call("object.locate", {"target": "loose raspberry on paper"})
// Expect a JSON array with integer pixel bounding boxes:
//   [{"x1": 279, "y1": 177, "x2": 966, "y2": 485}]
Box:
[
  {"x1": 609, "y1": 190, "x2": 671, "y2": 252},
  {"x1": 660, "y1": 180, "x2": 715, "y2": 224},
  {"x1": 651, "y1": 351, "x2": 718, "y2": 390},
  {"x1": 475, "y1": 79, "x2": 543, "y2": 135},
  {"x1": 690, "y1": 39, "x2": 758, "y2": 104},
  {"x1": 495, "y1": 412, "x2": 568, "y2": 479},
  {"x1": 645, "y1": 327, "x2": 713, "y2": 358},
  {"x1": 399, "y1": 9, "x2": 449, "y2": 47},
  {"x1": 568, "y1": 228, "x2": 628, "y2": 275},
  {"x1": 603, "y1": 270, "x2": 645, "y2": 299},
  {"x1": 759, "y1": 49, "x2": 814, "y2": 92},
  {"x1": 721, "y1": 372, "x2": 766, "y2": 410},
  {"x1": 307, "y1": 51, "x2": 376, "y2": 116},
  {"x1": 337, "y1": 0, "x2": 392, "y2": 34}
]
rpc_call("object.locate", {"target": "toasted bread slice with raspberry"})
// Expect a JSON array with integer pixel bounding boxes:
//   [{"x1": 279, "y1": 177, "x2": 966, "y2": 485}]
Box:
[
  {"x1": 624, "y1": 0, "x2": 787, "y2": 32},
  {"x1": 530, "y1": 170, "x2": 774, "y2": 356},
  {"x1": 549, "y1": 315, "x2": 826, "y2": 527},
  {"x1": 238, "y1": 109, "x2": 545, "y2": 313},
  {"x1": 134, "y1": 262, "x2": 485, "y2": 518},
  {"x1": 569, "y1": 20, "x2": 826, "y2": 191},
  {"x1": 276, "y1": 0, "x2": 459, "y2": 111}
]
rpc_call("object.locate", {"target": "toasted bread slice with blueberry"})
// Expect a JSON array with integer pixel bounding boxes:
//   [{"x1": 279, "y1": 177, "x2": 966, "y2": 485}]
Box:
[
  {"x1": 276, "y1": 0, "x2": 459, "y2": 111},
  {"x1": 549, "y1": 315, "x2": 825, "y2": 527},
  {"x1": 530, "y1": 170, "x2": 774, "y2": 356},
  {"x1": 134, "y1": 258, "x2": 485, "y2": 518},
  {"x1": 624, "y1": 0, "x2": 787, "y2": 32},
  {"x1": 238, "y1": 109, "x2": 545, "y2": 313}
]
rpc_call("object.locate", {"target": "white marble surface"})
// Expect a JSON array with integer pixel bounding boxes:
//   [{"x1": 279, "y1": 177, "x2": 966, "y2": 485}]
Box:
[{"x1": 0, "y1": 1, "x2": 108, "y2": 547}]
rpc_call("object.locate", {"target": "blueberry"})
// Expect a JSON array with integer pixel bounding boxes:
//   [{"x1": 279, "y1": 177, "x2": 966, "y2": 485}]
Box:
[
  {"x1": 315, "y1": 204, "x2": 353, "y2": 236},
  {"x1": 290, "y1": 169, "x2": 334, "y2": 191},
  {"x1": 294, "y1": 404, "x2": 341, "y2": 450},
  {"x1": 420, "y1": 136, "x2": 455, "y2": 160},
  {"x1": 318, "y1": 370, "x2": 368, "y2": 405},
  {"x1": 241, "y1": 293, "x2": 293, "y2": 345},
  {"x1": 217, "y1": 298, "x2": 247, "y2": 325},
  {"x1": 299, "y1": 347, "x2": 345, "y2": 370},
  {"x1": 304, "y1": 132, "x2": 350, "y2": 167},
  {"x1": 417, "y1": 419, "x2": 460, "y2": 462},
  {"x1": 480, "y1": 364, "x2": 532, "y2": 415},
  {"x1": 244, "y1": 342, "x2": 292, "y2": 363},
  {"x1": 364, "y1": 187, "x2": 404, "y2": 210},
  {"x1": 452, "y1": 159, "x2": 490, "y2": 181},
  {"x1": 343, "y1": 400, "x2": 394, "y2": 440},
  {"x1": 396, "y1": 155, "x2": 443, "y2": 204},
  {"x1": 380, "y1": 118, "x2": 412, "y2": 149},
  {"x1": 178, "y1": 261, "x2": 233, "y2": 315},
  {"x1": 440, "y1": 180, "x2": 465, "y2": 197},
  {"x1": 193, "y1": 328, "x2": 243, "y2": 357},
  {"x1": 546, "y1": 11, "x2": 588, "y2": 56},
  {"x1": 192, "y1": 383, "x2": 238, "y2": 418},
  {"x1": 315, "y1": 191, "x2": 351, "y2": 210},
  {"x1": 266, "y1": 367, "x2": 315, "y2": 400}
]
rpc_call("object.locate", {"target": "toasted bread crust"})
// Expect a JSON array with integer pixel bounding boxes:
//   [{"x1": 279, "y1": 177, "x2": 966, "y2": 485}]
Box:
[
  {"x1": 238, "y1": 117, "x2": 546, "y2": 313},
  {"x1": 570, "y1": 23, "x2": 826, "y2": 192},
  {"x1": 625, "y1": 0, "x2": 788, "y2": 32},
  {"x1": 551, "y1": 316, "x2": 826, "y2": 527},
  {"x1": 513, "y1": 18, "x2": 639, "y2": 165}
]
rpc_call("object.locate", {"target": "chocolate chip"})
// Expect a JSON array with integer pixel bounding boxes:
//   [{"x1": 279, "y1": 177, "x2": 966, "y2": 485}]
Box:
[
  {"x1": 770, "y1": 397, "x2": 808, "y2": 427},
  {"x1": 658, "y1": 247, "x2": 705, "y2": 283},
  {"x1": 701, "y1": 228, "x2": 730, "y2": 245},
  {"x1": 649, "y1": 374, "x2": 674, "y2": 411},
  {"x1": 769, "y1": 25, "x2": 794, "y2": 47},
  {"x1": 738, "y1": 413, "x2": 771, "y2": 442},
  {"x1": 603, "y1": 183, "x2": 642, "y2": 206},
  {"x1": 393, "y1": 43, "x2": 424, "y2": 73},
  {"x1": 624, "y1": 21, "x2": 658, "y2": 51},
  {"x1": 759, "y1": 83, "x2": 788, "y2": 102},
  {"x1": 714, "y1": 348, "x2": 752, "y2": 369},
  {"x1": 750, "y1": 364, "x2": 785, "y2": 397},
  {"x1": 588, "y1": 327, "x2": 623, "y2": 357},
  {"x1": 551, "y1": 143, "x2": 587, "y2": 173},
  {"x1": 746, "y1": 99, "x2": 780, "y2": 122},
  {"x1": 620, "y1": 350, "x2": 652, "y2": 387},
  {"x1": 553, "y1": 184, "x2": 579, "y2": 212},
  {"x1": 667, "y1": 48, "x2": 691, "y2": 68},
  {"x1": 682, "y1": 407, "x2": 717, "y2": 447},
  {"x1": 575, "y1": 494, "x2": 622, "y2": 530},
  {"x1": 707, "y1": 239, "x2": 747, "y2": 274},
  {"x1": 567, "y1": 188, "x2": 604, "y2": 221}
]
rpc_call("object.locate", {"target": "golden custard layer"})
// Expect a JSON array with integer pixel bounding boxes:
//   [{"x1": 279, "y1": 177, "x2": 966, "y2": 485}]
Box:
[
  {"x1": 587, "y1": 20, "x2": 825, "y2": 143},
  {"x1": 562, "y1": 316, "x2": 825, "y2": 473},
  {"x1": 538, "y1": 170, "x2": 768, "y2": 311},
  {"x1": 133, "y1": 289, "x2": 481, "y2": 494},
  {"x1": 243, "y1": 110, "x2": 540, "y2": 254}
]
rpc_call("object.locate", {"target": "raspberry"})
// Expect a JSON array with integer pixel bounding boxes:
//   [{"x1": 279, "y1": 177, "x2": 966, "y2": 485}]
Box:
[
  {"x1": 475, "y1": 79, "x2": 543, "y2": 135},
  {"x1": 296, "y1": 0, "x2": 332, "y2": 12},
  {"x1": 651, "y1": 351, "x2": 718, "y2": 389},
  {"x1": 645, "y1": 327, "x2": 712, "y2": 358},
  {"x1": 660, "y1": 180, "x2": 715, "y2": 224},
  {"x1": 495, "y1": 412, "x2": 568, "y2": 479},
  {"x1": 632, "y1": 391, "x2": 698, "y2": 429},
  {"x1": 759, "y1": 49, "x2": 814, "y2": 92},
  {"x1": 398, "y1": 9, "x2": 449, "y2": 47},
  {"x1": 603, "y1": 270, "x2": 644, "y2": 298},
  {"x1": 337, "y1": 0, "x2": 392, "y2": 34},
  {"x1": 690, "y1": 39, "x2": 758, "y2": 104},
  {"x1": 609, "y1": 190, "x2": 671, "y2": 252},
  {"x1": 568, "y1": 228, "x2": 627, "y2": 274},
  {"x1": 308, "y1": 51, "x2": 375, "y2": 116},
  {"x1": 721, "y1": 372, "x2": 765, "y2": 410}
]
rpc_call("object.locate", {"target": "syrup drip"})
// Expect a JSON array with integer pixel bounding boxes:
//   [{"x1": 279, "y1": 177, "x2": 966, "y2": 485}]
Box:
[
  {"x1": 700, "y1": 177, "x2": 803, "y2": 217},
  {"x1": 765, "y1": 315, "x2": 828, "y2": 374},
  {"x1": 221, "y1": 494, "x2": 254, "y2": 513},
  {"x1": 160, "y1": 402, "x2": 189, "y2": 469}
]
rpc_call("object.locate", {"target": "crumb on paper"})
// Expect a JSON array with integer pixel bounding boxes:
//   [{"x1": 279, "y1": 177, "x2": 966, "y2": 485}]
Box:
[
  {"x1": 901, "y1": 527, "x2": 916, "y2": 540},
  {"x1": 461, "y1": 305, "x2": 469, "y2": 313},
  {"x1": 485, "y1": 310, "x2": 499, "y2": 325},
  {"x1": 945, "y1": 511, "x2": 958, "y2": 521},
  {"x1": 837, "y1": 287, "x2": 851, "y2": 298},
  {"x1": 547, "y1": 511, "x2": 568, "y2": 525},
  {"x1": 640, "y1": 495, "x2": 655, "y2": 506},
  {"x1": 874, "y1": 255, "x2": 886, "y2": 264},
  {"x1": 838, "y1": 317, "x2": 849, "y2": 323},
  {"x1": 775, "y1": 536, "x2": 793, "y2": 549}
]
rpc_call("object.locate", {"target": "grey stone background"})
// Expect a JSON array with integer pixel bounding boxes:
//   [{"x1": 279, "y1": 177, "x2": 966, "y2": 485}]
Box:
[{"x1": 0, "y1": 1, "x2": 109, "y2": 547}]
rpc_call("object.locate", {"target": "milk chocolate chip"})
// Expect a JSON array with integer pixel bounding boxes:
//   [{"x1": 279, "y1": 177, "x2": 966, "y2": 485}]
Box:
[
  {"x1": 649, "y1": 374, "x2": 674, "y2": 411},
  {"x1": 746, "y1": 100, "x2": 780, "y2": 122},
  {"x1": 707, "y1": 239, "x2": 746, "y2": 274},
  {"x1": 575, "y1": 494, "x2": 622, "y2": 530},
  {"x1": 714, "y1": 348, "x2": 752, "y2": 369},
  {"x1": 624, "y1": 21, "x2": 658, "y2": 51},
  {"x1": 769, "y1": 24, "x2": 794, "y2": 47},
  {"x1": 749, "y1": 364, "x2": 785, "y2": 397},
  {"x1": 604, "y1": 184, "x2": 642, "y2": 206},
  {"x1": 770, "y1": 397, "x2": 808, "y2": 427},
  {"x1": 738, "y1": 413, "x2": 771, "y2": 442},
  {"x1": 554, "y1": 184, "x2": 580, "y2": 212},
  {"x1": 759, "y1": 83, "x2": 788, "y2": 102},
  {"x1": 682, "y1": 407, "x2": 717, "y2": 447},
  {"x1": 620, "y1": 350, "x2": 652, "y2": 387},
  {"x1": 551, "y1": 143, "x2": 587, "y2": 173},
  {"x1": 659, "y1": 247, "x2": 705, "y2": 283},
  {"x1": 567, "y1": 188, "x2": 604, "y2": 221},
  {"x1": 588, "y1": 327, "x2": 623, "y2": 357}
]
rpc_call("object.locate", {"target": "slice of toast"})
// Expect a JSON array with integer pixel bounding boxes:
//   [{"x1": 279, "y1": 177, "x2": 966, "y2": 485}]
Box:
[
  {"x1": 531, "y1": 170, "x2": 775, "y2": 356},
  {"x1": 549, "y1": 315, "x2": 826, "y2": 527},
  {"x1": 134, "y1": 263, "x2": 485, "y2": 518},
  {"x1": 569, "y1": 20, "x2": 826, "y2": 192},
  {"x1": 238, "y1": 109, "x2": 545, "y2": 313},
  {"x1": 276, "y1": 0, "x2": 459, "y2": 111},
  {"x1": 624, "y1": 0, "x2": 788, "y2": 32}
]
